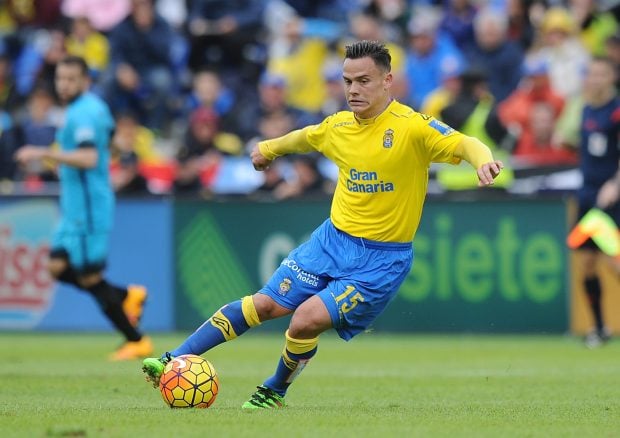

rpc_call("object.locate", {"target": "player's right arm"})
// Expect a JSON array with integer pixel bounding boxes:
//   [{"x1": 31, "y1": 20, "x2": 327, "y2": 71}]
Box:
[
  {"x1": 14, "y1": 144, "x2": 98, "y2": 169},
  {"x1": 252, "y1": 126, "x2": 317, "y2": 170}
]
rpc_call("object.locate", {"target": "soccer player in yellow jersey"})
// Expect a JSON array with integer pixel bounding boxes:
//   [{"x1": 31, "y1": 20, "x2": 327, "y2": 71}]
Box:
[{"x1": 142, "y1": 41, "x2": 503, "y2": 409}]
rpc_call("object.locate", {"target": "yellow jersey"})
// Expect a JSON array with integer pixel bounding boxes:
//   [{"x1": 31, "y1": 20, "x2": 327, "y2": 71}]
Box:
[
  {"x1": 65, "y1": 32, "x2": 110, "y2": 73},
  {"x1": 259, "y1": 100, "x2": 464, "y2": 242},
  {"x1": 269, "y1": 39, "x2": 329, "y2": 113}
]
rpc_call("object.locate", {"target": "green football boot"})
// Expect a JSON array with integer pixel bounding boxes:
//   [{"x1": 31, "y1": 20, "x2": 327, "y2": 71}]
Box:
[
  {"x1": 142, "y1": 353, "x2": 173, "y2": 388},
  {"x1": 241, "y1": 385, "x2": 286, "y2": 410}
]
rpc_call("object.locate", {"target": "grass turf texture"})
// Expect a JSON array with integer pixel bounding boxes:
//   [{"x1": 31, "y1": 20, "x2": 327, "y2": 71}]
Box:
[{"x1": 1, "y1": 332, "x2": 619, "y2": 437}]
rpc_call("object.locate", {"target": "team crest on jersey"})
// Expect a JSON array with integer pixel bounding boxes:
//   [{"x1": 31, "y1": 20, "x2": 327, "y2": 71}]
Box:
[
  {"x1": 383, "y1": 129, "x2": 394, "y2": 148},
  {"x1": 279, "y1": 278, "x2": 292, "y2": 295}
]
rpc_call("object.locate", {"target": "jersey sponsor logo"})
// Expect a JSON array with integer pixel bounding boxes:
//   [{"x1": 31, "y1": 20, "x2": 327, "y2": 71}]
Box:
[
  {"x1": 429, "y1": 119, "x2": 455, "y2": 136},
  {"x1": 346, "y1": 168, "x2": 395, "y2": 193},
  {"x1": 281, "y1": 259, "x2": 320, "y2": 287},
  {"x1": 383, "y1": 129, "x2": 394, "y2": 148}
]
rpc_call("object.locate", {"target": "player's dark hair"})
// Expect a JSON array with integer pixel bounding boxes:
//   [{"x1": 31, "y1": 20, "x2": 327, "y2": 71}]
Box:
[
  {"x1": 58, "y1": 55, "x2": 90, "y2": 76},
  {"x1": 345, "y1": 40, "x2": 391, "y2": 72}
]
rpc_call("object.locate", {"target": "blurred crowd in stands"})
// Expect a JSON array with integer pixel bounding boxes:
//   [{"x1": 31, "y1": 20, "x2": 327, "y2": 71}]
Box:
[{"x1": 0, "y1": 0, "x2": 618, "y2": 198}]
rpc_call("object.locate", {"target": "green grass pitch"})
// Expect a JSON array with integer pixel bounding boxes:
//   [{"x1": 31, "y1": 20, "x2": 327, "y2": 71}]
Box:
[{"x1": 1, "y1": 332, "x2": 619, "y2": 437}]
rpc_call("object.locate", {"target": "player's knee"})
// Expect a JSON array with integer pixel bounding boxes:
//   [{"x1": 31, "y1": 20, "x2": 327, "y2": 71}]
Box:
[
  {"x1": 47, "y1": 258, "x2": 67, "y2": 279},
  {"x1": 288, "y1": 303, "x2": 331, "y2": 339},
  {"x1": 77, "y1": 272, "x2": 103, "y2": 289},
  {"x1": 581, "y1": 251, "x2": 598, "y2": 277},
  {"x1": 288, "y1": 316, "x2": 322, "y2": 339},
  {"x1": 251, "y1": 293, "x2": 291, "y2": 321}
]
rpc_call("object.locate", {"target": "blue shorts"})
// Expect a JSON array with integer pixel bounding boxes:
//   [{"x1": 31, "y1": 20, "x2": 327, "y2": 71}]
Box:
[
  {"x1": 260, "y1": 219, "x2": 413, "y2": 340},
  {"x1": 50, "y1": 226, "x2": 109, "y2": 273}
]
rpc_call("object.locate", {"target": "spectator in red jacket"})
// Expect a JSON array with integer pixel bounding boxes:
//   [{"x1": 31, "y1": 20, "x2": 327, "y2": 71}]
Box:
[{"x1": 499, "y1": 58, "x2": 576, "y2": 165}]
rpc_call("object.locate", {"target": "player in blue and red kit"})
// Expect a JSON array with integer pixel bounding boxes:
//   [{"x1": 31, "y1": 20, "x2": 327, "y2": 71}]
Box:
[
  {"x1": 575, "y1": 57, "x2": 620, "y2": 348},
  {"x1": 15, "y1": 56, "x2": 152, "y2": 360}
]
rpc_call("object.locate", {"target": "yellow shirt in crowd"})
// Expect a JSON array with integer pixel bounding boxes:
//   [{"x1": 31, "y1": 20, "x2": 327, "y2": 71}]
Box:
[{"x1": 66, "y1": 32, "x2": 110, "y2": 73}]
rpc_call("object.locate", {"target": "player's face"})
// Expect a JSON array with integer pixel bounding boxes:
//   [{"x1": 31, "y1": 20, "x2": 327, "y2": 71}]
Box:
[
  {"x1": 343, "y1": 57, "x2": 392, "y2": 119},
  {"x1": 584, "y1": 60, "x2": 616, "y2": 95},
  {"x1": 55, "y1": 63, "x2": 88, "y2": 103}
]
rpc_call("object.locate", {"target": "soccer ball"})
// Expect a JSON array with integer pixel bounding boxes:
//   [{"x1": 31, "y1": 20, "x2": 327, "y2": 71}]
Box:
[{"x1": 159, "y1": 354, "x2": 219, "y2": 408}]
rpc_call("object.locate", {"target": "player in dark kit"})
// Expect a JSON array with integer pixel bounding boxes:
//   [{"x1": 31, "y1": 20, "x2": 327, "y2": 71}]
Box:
[{"x1": 575, "y1": 57, "x2": 620, "y2": 348}]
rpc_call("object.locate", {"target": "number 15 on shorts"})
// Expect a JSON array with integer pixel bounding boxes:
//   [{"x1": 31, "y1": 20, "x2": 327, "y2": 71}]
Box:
[{"x1": 336, "y1": 285, "x2": 365, "y2": 313}]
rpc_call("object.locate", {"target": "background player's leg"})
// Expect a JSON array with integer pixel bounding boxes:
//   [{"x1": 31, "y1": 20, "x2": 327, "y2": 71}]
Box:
[
  {"x1": 580, "y1": 249, "x2": 609, "y2": 348},
  {"x1": 78, "y1": 273, "x2": 140, "y2": 339},
  {"x1": 584, "y1": 275, "x2": 604, "y2": 331},
  {"x1": 49, "y1": 255, "x2": 83, "y2": 287},
  {"x1": 581, "y1": 250, "x2": 604, "y2": 332},
  {"x1": 50, "y1": 255, "x2": 140, "y2": 337},
  {"x1": 79, "y1": 272, "x2": 153, "y2": 360},
  {"x1": 170, "y1": 294, "x2": 291, "y2": 357},
  {"x1": 49, "y1": 252, "x2": 151, "y2": 359},
  {"x1": 50, "y1": 237, "x2": 144, "y2": 332},
  {"x1": 76, "y1": 232, "x2": 151, "y2": 356}
]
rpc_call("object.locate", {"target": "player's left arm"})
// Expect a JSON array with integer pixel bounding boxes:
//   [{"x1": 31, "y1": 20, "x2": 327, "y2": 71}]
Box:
[
  {"x1": 454, "y1": 136, "x2": 504, "y2": 187},
  {"x1": 15, "y1": 143, "x2": 98, "y2": 169}
]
